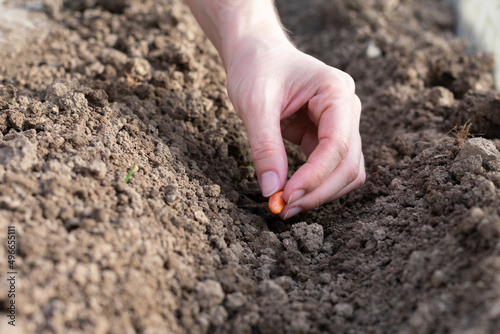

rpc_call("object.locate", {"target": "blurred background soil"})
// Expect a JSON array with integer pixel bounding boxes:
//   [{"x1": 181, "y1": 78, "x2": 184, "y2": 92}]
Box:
[{"x1": 1, "y1": 0, "x2": 500, "y2": 333}]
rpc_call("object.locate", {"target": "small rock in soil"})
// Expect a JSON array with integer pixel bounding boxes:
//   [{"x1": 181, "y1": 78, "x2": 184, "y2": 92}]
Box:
[
  {"x1": 290, "y1": 222, "x2": 324, "y2": 254},
  {"x1": 0, "y1": 135, "x2": 38, "y2": 172},
  {"x1": 455, "y1": 138, "x2": 500, "y2": 171},
  {"x1": 196, "y1": 280, "x2": 225, "y2": 309}
]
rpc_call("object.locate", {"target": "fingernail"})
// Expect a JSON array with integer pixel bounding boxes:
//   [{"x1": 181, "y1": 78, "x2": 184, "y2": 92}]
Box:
[
  {"x1": 288, "y1": 189, "x2": 305, "y2": 204},
  {"x1": 260, "y1": 171, "x2": 280, "y2": 197},
  {"x1": 284, "y1": 207, "x2": 302, "y2": 220}
]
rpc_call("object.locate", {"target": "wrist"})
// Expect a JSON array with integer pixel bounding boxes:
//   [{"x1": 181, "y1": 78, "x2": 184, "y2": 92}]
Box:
[
  {"x1": 186, "y1": 0, "x2": 291, "y2": 69},
  {"x1": 218, "y1": 5, "x2": 290, "y2": 67},
  {"x1": 221, "y1": 27, "x2": 292, "y2": 71}
]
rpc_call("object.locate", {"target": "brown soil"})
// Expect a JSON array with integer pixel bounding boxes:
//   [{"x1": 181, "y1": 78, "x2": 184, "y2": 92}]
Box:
[{"x1": 1, "y1": 0, "x2": 500, "y2": 333}]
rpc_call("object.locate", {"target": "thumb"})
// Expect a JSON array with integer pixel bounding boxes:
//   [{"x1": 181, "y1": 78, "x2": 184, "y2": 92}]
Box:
[{"x1": 244, "y1": 115, "x2": 288, "y2": 197}]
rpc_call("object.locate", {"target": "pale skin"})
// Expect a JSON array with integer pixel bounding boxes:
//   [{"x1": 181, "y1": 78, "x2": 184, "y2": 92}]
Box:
[{"x1": 186, "y1": 0, "x2": 365, "y2": 219}]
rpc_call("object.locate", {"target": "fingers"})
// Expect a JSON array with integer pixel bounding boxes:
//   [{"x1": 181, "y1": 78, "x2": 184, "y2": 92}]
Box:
[
  {"x1": 281, "y1": 90, "x2": 363, "y2": 219},
  {"x1": 280, "y1": 136, "x2": 365, "y2": 219},
  {"x1": 282, "y1": 74, "x2": 360, "y2": 206},
  {"x1": 242, "y1": 110, "x2": 288, "y2": 198},
  {"x1": 228, "y1": 49, "x2": 364, "y2": 212},
  {"x1": 329, "y1": 154, "x2": 366, "y2": 200}
]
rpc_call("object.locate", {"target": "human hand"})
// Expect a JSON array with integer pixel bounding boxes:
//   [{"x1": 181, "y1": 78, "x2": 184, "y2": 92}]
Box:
[
  {"x1": 185, "y1": 0, "x2": 365, "y2": 219},
  {"x1": 225, "y1": 38, "x2": 365, "y2": 219}
]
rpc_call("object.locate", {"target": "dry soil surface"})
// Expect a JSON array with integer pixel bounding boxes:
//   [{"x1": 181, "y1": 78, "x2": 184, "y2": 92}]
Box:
[{"x1": 1, "y1": 0, "x2": 500, "y2": 333}]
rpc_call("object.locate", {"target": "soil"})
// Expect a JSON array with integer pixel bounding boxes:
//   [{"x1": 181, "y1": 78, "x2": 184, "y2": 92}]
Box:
[{"x1": 1, "y1": 0, "x2": 500, "y2": 333}]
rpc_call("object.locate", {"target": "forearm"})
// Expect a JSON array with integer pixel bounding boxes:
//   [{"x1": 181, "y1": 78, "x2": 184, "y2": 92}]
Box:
[{"x1": 185, "y1": 0, "x2": 290, "y2": 68}]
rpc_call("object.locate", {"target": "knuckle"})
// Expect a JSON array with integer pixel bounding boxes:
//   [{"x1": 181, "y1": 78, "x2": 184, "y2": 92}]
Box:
[
  {"x1": 251, "y1": 139, "x2": 281, "y2": 161},
  {"x1": 305, "y1": 155, "x2": 332, "y2": 189},
  {"x1": 308, "y1": 164, "x2": 324, "y2": 187},
  {"x1": 351, "y1": 166, "x2": 366, "y2": 190},
  {"x1": 343, "y1": 74, "x2": 356, "y2": 94},
  {"x1": 354, "y1": 94, "x2": 362, "y2": 112},
  {"x1": 321, "y1": 69, "x2": 355, "y2": 96},
  {"x1": 358, "y1": 176, "x2": 366, "y2": 189},
  {"x1": 356, "y1": 167, "x2": 366, "y2": 188},
  {"x1": 345, "y1": 162, "x2": 360, "y2": 184},
  {"x1": 314, "y1": 196, "x2": 325, "y2": 209},
  {"x1": 334, "y1": 136, "x2": 350, "y2": 161},
  {"x1": 332, "y1": 70, "x2": 355, "y2": 94}
]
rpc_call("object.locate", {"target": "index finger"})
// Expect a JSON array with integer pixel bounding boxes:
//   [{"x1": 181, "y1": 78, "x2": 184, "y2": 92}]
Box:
[{"x1": 283, "y1": 84, "x2": 360, "y2": 204}]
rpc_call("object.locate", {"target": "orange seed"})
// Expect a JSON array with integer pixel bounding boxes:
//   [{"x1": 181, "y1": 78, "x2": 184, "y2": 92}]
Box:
[{"x1": 268, "y1": 190, "x2": 285, "y2": 214}]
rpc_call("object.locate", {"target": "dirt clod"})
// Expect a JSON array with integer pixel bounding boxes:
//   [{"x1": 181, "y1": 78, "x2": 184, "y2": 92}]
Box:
[
  {"x1": 1, "y1": 0, "x2": 500, "y2": 333},
  {"x1": 290, "y1": 222, "x2": 324, "y2": 254}
]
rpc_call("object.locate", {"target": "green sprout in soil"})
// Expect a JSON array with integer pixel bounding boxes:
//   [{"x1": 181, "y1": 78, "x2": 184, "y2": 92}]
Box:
[{"x1": 124, "y1": 164, "x2": 137, "y2": 183}]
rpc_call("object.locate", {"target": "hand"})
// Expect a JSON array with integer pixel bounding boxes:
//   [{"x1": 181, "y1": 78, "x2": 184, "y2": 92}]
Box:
[
  {"x1": 225, "y1": 38, "x2": 365, "y2": 219},
  {"x1": 185, "y1": 0, "x2": 365, "y2": 219}
]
